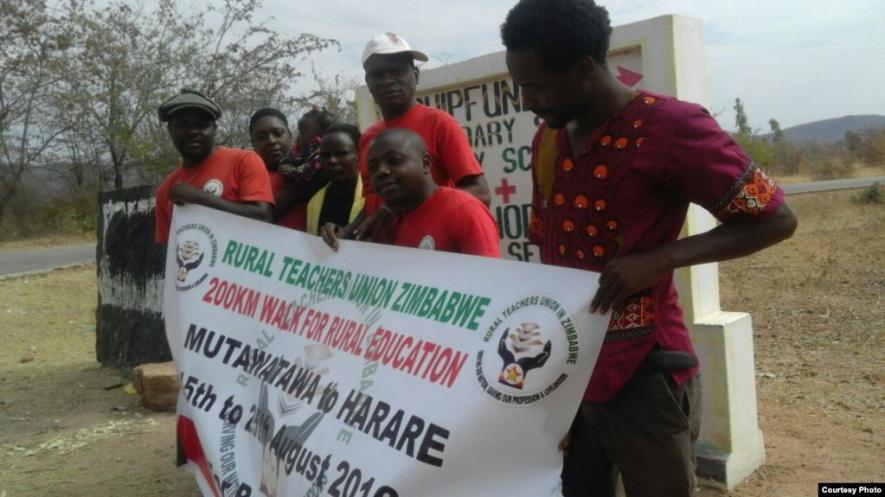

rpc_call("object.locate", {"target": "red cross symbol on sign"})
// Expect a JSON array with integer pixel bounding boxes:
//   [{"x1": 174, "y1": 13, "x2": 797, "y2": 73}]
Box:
[{"x1": 495, "y1": 178, "x2": 516, "y2": 204}]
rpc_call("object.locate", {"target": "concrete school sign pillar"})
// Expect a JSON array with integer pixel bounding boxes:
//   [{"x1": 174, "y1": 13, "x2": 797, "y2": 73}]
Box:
[{"x1": 355, "y1": 15, "x2": 764, "y2": 488}]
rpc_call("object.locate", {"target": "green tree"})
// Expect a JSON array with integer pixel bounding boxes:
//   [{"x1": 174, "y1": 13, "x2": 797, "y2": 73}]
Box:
[
  {"x1": 0, "y1": 0, "x2": 71, "y2": 226},
  {"x1": 733, "y1": 132, "x2": 776, "y2": 172},
  {"x1": 733, "y1": 98, "x2": 752, "y2": 135},
  {"x1": 295, "y1": 65, "x2": 360, "y2": 125},
  {"x1": 729, "y1": 99, "x2": 780, "y2": 173},
  {"x1": 768, "y1": 118, "x2": 799, "y2": 175},
  {"x1": 769, "y1": 119, "x2": 784, "y2": 144},
  {"x1": 55, "y1": 0, "x2": 338, "y2": 189},
  {"x1": 54, "y1": 1, "x2": 187, "y2": 189},
  {"x1": 861, "y1": 129, "x2": 885, "y2": 167},
  {"x1": 842, "y1": 130, "x2": 865, "y2": 164},
  {"x1": 190, "y1": 0, "x2": 338, "y2": 149}
]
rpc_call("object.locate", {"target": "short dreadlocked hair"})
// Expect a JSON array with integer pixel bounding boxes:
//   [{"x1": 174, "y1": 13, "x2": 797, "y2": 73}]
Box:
[{"x1": 500, "y1": 0, "x2": 612, "y2": 71}]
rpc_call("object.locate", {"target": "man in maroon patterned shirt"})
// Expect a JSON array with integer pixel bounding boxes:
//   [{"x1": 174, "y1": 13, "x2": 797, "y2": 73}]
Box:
[{"x1": 501, "y1": 1, "x2": 798, "y2": 496}]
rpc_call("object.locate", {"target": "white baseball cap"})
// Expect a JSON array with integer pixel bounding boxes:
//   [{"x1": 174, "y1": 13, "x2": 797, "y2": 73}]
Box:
[{"x1": 361, "y1": 33, "x2": 429, "y2": 66}]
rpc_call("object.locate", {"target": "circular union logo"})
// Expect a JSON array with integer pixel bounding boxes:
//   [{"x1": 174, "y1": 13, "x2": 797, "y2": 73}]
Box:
[
  {"x1": 474, "y1": 294, "x2": 580, "y2": 407},
  {"x1": 173, "y1": 222, "x2": 218, "y2": 291},
  {"x1": 203, "y1": 178, "x2": 224, "y2": 197},
  {"x1": 418, "y1": 235, "x2": 435, "y2": 251}
]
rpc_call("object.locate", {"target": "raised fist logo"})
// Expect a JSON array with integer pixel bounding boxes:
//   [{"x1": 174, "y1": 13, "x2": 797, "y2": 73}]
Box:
[
  {"x1": 497, "y1": 322, "x2": 552, "y2": 389},
  {"x1": 176, "y1": 240, "x2": 204, "y2": 282}
]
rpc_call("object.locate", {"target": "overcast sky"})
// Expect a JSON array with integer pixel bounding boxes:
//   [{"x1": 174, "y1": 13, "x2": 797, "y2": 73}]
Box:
[{"x1": 264, "y1": 0, "x2": 884, "y2": 132}]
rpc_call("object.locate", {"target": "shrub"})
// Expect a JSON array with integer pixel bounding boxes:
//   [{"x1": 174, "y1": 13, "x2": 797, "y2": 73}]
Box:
[
  {"x1": 0, "y1": 188, "x2": 97, "y2": 241},
  {"x1": 804, "y1": 153, "x2": 855, "y2": 180},
  {"x1": 38, "y1": 194, "x2": 97, "y2": 234},
  {"x1": 853, "y1": 182, "x2": 883, "y2": 205}
]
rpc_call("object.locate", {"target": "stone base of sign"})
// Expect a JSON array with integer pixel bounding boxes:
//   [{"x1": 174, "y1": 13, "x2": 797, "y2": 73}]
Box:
[
  {"x1": 697, "y1": 436, "x2": 766, "y2": 489},
  {"x1": 690, "y1": 311, "x2": 766, "y2": 489},
  {"x1": 133, "y1": 361, "x2": 180, "y2": 412}
]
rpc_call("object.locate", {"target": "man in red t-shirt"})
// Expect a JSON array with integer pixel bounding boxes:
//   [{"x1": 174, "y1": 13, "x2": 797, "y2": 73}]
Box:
[
  {"x1": 501, "y1": 1, "x2": 798, "y2": 496},
  {"x1": 351, "y1": 33, "x2": 492, "y2": 239},
  {"x1": 154, "y1": 90, "x2": 273, "y2": 244},
  {"x1": 322, "y1": 128, "x2": 499, "y2": 258}
]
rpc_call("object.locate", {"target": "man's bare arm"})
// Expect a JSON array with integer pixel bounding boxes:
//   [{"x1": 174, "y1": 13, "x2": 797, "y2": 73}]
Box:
[
  {"x1": 170, "y1": 184, "x2": 272, "y2": 222},
  {"x1": 591, "y1": 203, "x2": 798, "y2": 313},
  {"x1": 455, "y1": 174, "x2": 491, "y2": 206},
  {"x1": 272, "y1": 174, "x2": 329, "y2": 221},
  {"x1": 272, "y1": 185, "x2": 301, "y2": 222}
]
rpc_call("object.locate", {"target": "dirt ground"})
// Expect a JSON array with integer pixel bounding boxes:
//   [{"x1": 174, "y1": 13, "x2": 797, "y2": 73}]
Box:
[
  {"x1": 1, "y1": 189, "x2": 882, "y2": 497},
  {"x1": 714, "y1": 188, "x2": 884, "y2": 495}
]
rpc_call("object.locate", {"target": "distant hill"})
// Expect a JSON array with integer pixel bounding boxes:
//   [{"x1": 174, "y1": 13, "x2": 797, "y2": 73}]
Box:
[{"x1": 769, "y1": 115, "x2": 885, "y2": 144}]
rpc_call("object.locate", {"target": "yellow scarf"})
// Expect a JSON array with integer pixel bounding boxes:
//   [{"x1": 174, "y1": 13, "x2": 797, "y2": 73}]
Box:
[
  {"x1": 535, "y1": 126, "x2": 560, "y2": 206},
  {"x1": 306, "y1": 175, "x2": 365, "y2": 235}
]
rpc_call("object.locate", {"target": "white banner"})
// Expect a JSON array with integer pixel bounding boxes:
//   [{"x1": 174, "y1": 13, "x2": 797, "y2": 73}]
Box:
[{"x1": 164, "y1": 205, "x2": 609, "y2": 497}]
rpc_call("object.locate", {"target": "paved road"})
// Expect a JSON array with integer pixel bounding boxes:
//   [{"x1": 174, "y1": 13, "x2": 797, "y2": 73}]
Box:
[
  {"x1": 0, "y1": 243, "x2": 95, "y2": 278},
  {"x1": 0, "y1": 178, "x2": 880, "y2": 277},
  {"x1": 783, "y1": 176, "x2": 883, "y2": 194}
]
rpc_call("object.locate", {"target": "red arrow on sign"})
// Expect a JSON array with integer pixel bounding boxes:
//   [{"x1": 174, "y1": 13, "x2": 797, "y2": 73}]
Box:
[{"x1": 615, "y1": 66, "x2": 643, "y2": 87}]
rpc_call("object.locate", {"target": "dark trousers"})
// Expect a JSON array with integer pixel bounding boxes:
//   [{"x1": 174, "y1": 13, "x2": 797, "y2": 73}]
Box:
[{"x1": 561, "y1": 372, "x2": 701, "y2": 497}]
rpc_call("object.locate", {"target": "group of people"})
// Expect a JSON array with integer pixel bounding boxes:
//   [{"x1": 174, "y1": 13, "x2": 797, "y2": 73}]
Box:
[
  {"x1": 155, "y1": 0, "x2": 798, "y2": 496},
  {"x1": 154, "y1": 30, "x2": 497, "y2": 258}
]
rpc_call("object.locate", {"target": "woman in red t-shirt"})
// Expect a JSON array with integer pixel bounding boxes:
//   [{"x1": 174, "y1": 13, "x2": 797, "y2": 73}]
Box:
[{"x1": 249, "y1": 108, "x2": 334, "y2": 230}]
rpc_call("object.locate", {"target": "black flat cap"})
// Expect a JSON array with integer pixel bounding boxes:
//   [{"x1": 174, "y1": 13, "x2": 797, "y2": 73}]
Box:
[{"x1": 158, "y1": 89, "x2": 222, "y2": 122}]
